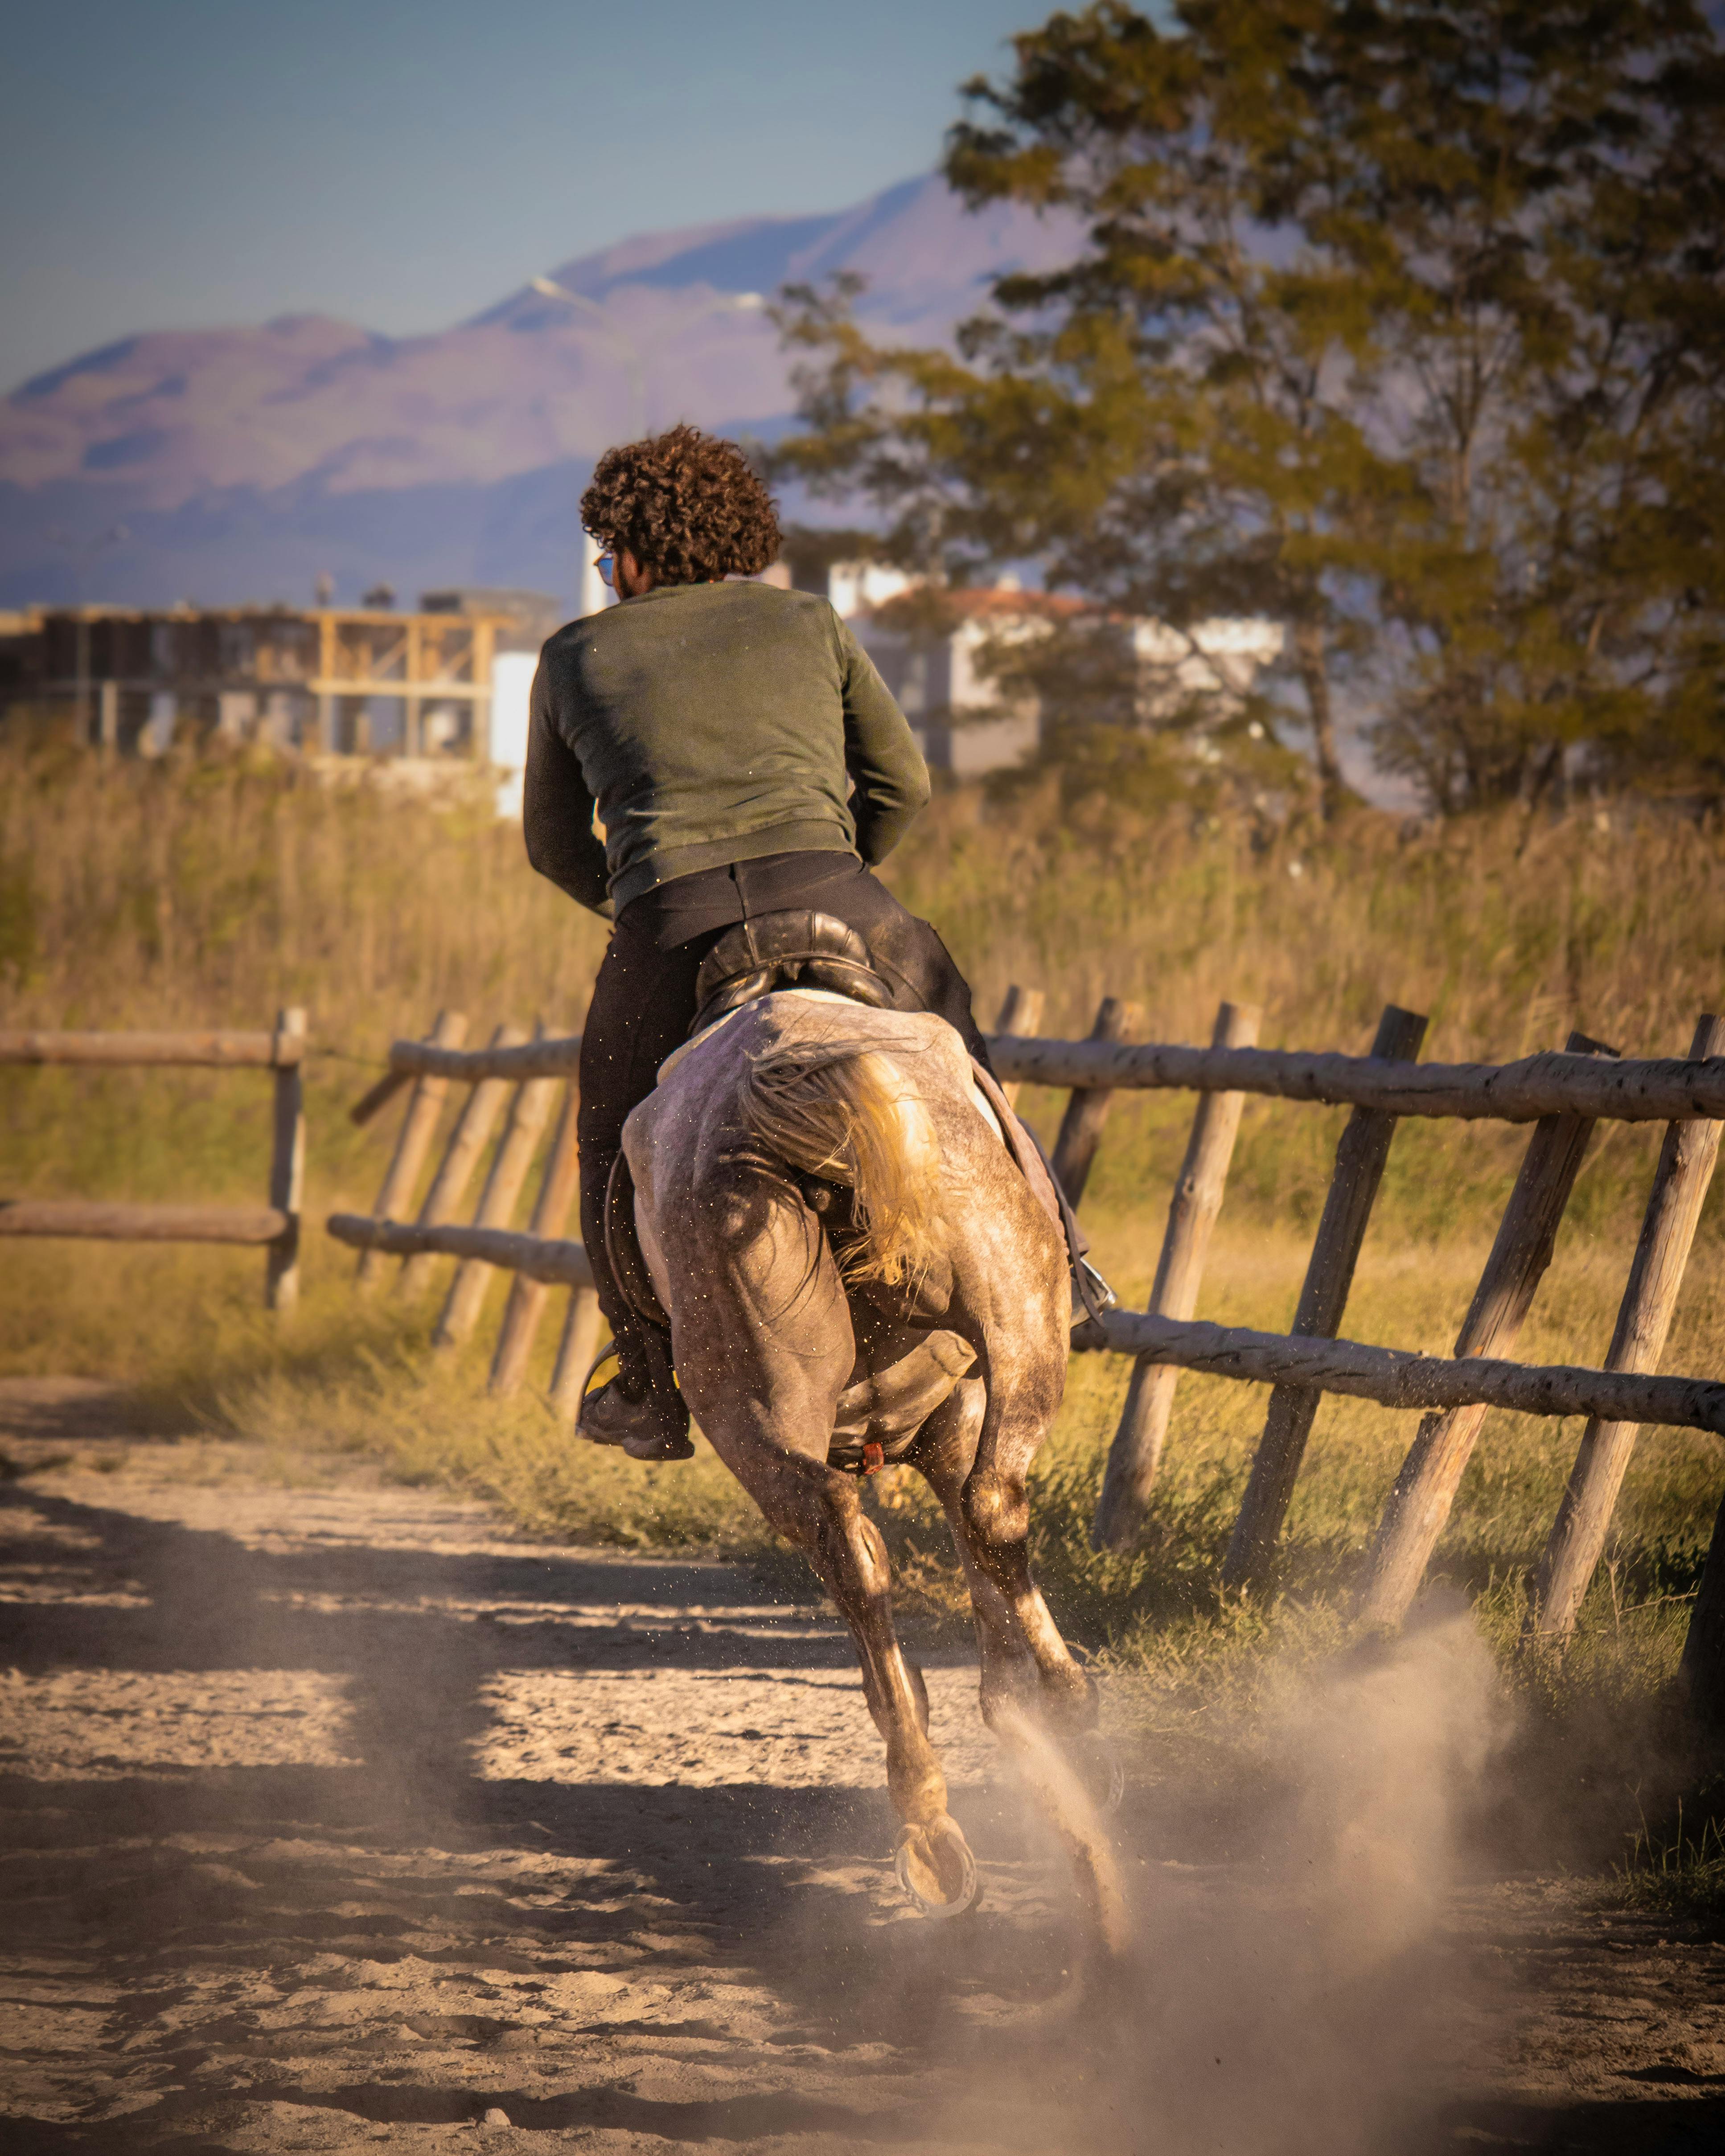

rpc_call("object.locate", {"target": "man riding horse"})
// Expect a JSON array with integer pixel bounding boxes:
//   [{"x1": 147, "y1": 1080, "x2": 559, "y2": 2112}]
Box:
[
  {"x1": 525, "y1": 425, "x2": 1002, "y2": 1459},
  {"x1": 523, "y1": 427, "x2": 1123, "y2": 1925}
]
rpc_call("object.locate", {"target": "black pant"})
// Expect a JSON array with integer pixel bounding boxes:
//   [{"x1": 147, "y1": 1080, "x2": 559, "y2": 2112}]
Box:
[{"x1": 577, "y1": 850, "x2": 990, "y2": 1384}]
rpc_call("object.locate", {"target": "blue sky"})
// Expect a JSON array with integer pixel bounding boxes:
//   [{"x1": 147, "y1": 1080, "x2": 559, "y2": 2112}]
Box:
[{"x1": 0, "y1": 0, "x2": 1046, "y2": 394}]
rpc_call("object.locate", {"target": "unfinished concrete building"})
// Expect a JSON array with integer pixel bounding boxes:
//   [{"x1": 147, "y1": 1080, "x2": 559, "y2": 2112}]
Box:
[{"x1": 0, "y1": 590, "x2": 562, "y2": 759}]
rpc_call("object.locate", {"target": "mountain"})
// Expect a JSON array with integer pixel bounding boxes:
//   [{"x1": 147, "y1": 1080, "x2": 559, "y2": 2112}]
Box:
[{"x1": 0, "y1": 176, "x2": 1079, "y2": 611}]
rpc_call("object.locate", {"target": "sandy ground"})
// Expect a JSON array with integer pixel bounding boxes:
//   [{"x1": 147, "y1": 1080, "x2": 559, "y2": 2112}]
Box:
[{"x1": 3, "y1": 1378, "x2": 1725, "y2": 2155}]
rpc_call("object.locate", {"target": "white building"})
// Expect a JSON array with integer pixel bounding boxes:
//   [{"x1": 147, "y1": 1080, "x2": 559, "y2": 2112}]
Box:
[
  {"x1": 833, "y1": 570, "x2": 1075, "y2": 778},
  {"x1": 828, "y1": 562, "x2": 1283, "y2": 777}
]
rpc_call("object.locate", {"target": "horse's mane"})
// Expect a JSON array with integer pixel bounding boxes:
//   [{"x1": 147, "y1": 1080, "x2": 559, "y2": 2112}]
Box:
[{"x1": 736, "y1": 1033, "x2": 941, "y2": 1290}]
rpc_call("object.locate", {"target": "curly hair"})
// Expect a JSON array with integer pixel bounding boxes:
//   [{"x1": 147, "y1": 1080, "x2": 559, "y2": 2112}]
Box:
[{"x1": 580, "y1": 424, "x2": 781, "y2": 583}]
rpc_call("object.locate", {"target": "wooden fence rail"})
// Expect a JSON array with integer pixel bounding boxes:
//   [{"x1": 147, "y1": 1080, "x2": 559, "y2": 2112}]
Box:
[
  {"x1": 335, "y1": 1010, "x2": 608, "y2": 1418},
  {"x1": 490, "y1": 1087, "x2": 583, "y2": 1397},
  {"x1": 365, "y1": 1025, "x2": 1725, "y2": 1124},
  {"x1": 1216, "y1": 1003, "x2": 1428, "y2": 1583},
  {"x1": 0, "y1": 1201, "x2": 291, "y2": 1244},
  {"x1": 398, "y1": 1024, "x2": 528, "y2": 1300},
  {"x1": 1354, "y1": 1029, "x2": 1619, "y2": 1627},
  {"x1": 1082, "y1": 1311, "x2": 1725, "y2": 1442},
  {"x1": 327, "y1": 1213, "x2": 593, "y2": 1287},
  {"x1": 434, "y1": 1053, "x2": 559, "y2": 1349},
  {"x1": 361, "y1": 1034, "x2": 584, "y2": 1100},
  {"x1": 1531, "y1": 1012, "x2": 1725, "y2": 1642},
  {"x1": 1093, "y1": 997, "x2": 1261, "y2": 1553},
  {"x1": 0, "y1": 1027, "x2": 305, "y2": 1069},
  {"x1": 1, "y1": 1011, "x2": 307, "y2": 1309},
  {"x1": 1048, "y1": 996, "x2": 1142, "y2": 1206},
  {"x1": 989, "y1": 1037, "x2": 1725, "y2": 1124},
  {"x1": 355, "y1": 1009, "x2": 468, "y2": 1285}
]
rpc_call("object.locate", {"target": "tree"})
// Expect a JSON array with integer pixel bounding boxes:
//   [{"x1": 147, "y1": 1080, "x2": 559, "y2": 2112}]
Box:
[{"x1": 773, "y1": 1, "x2": 1725, "y2": 812}]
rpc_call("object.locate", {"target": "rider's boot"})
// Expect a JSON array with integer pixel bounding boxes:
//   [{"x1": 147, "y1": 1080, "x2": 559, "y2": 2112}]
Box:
[{"x1": 578, "y1": 1320, "x2": 694, "y2": 1462}]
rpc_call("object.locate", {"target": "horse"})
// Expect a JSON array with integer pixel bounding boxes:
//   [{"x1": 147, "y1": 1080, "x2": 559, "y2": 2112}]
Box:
[{"x1": 617, "y1": 947, "x2": 1125, "y2": 1938}]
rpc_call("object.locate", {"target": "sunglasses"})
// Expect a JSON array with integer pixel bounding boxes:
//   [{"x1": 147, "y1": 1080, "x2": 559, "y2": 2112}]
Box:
[{"x1": 591, "y1": 541, "x2": 616, "y2": 588}]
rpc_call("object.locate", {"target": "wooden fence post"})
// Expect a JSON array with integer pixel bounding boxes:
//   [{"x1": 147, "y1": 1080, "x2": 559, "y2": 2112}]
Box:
[
  {"x1": 1091, "y1": 998, "x2": 1261, "y2": 1552},
  {"x1": 265, "y1": 1007, "x2": 307, "y2": 1312},
  {"x1": 548, "y1": 1287, "x2": 606, "y2": 1423},
  {"x1": 434, "y1": 1054, "x2": 559, "y2": 1349},
  {"x1": 1050, "y1": 996, "x2": 1144, "y2": 1209},
  {"x1": 993, "y1": 984, "x2": 1044, "y2": 1111},
  {"x1": 398, "y1": 1022, "x2": 527, "y2": 1299},
  {"x1": 356, "y1": 1008, "x2": 468, "y2": 1290},
  {"x1": 489, "y1": 1082, "x2": 582, "y2": 1395},
  {"x1": 1531, "y1": 1011, "x2": 1725, "y2": 1640},
  {"x1": 1354, "y1": 1029, "x2": 1618, "y2": 1629},
  {"x1": 1222, "y1": 1004, "x2": 1429, "y2": 1590}
]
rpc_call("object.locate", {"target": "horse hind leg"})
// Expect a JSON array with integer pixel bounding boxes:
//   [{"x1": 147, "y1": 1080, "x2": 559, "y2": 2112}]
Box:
[
  {"x1": 910, "y1": 1381, "x2": 1094, "y2": 1732},
  {"x1": 711, "y1": 1436, "x2": 981, "y2": 1918},
  {"x1": 911, "y1": 1381, "x2": 1129, "y2": 1949},
  {"x1": 878, "y1": 1654, "x2": 980, "y2": 1914},
  {"x1": 910, "y1": 1379, "x2": 1036, "y2": 1703},
  {"x1": 807, "y1": 1480, "x2": 981, "y2": 1918},
  {"x1": 986, "y1": 1697, "x2": 1130, "y2": 1958},
  {"x1": 956, "y1": 1447, "x2": 1128, "y2": 1822}
]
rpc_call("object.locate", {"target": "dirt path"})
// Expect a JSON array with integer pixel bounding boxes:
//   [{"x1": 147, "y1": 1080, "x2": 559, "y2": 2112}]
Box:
[{"x1": 3, "y1": 1381, "x2": 1724, "y2": 2154}]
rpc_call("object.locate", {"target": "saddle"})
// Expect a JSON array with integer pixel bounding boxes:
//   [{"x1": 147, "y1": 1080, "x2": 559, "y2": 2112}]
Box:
[{"x1": 690, "y1": 910, "x2": 896, "y2": 1036}]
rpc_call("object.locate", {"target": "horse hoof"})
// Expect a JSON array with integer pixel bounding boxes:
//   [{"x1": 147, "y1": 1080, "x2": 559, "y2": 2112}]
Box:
[
  {"x1": 893, "y1": 1815, "x2": 980, "y2": 1919},
  {"x1": 1072, "y1": 1731, "x2": 1126, "y2": 1816}
]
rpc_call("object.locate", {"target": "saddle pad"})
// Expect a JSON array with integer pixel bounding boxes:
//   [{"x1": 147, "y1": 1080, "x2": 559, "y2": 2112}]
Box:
[{"x1": 655, "y1": 985, "x2": 858, "y2": 1086}]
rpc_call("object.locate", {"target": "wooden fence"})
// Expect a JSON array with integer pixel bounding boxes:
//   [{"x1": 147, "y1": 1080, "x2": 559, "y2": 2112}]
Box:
[
  {"x1": 0, "y1": 1013, "x2": 308, "y2": 1310},
  {"x1": 330, "y1": 1012, "x2": 603, "y2": 1420},
  {"x1": 327, "y1": 991, "x2": 1725, "y2": 1703}
]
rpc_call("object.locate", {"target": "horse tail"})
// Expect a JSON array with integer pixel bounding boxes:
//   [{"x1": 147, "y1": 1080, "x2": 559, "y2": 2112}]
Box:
[{"x1": 736, "y1": 1038, "x2": 941, "y2": 1289}]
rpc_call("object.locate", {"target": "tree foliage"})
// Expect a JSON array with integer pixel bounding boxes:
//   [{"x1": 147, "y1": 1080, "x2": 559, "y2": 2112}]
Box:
[{"x1": 773, "y1": 1, "x2": 1725, "y2": 812}]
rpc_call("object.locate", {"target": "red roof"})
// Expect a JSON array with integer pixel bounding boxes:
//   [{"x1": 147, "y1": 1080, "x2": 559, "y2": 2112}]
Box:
[
  {"x1": 865, "y1": 584, "x2": 1094, "y2": 631},
  {"x1": 941, "y1": 586, "x2": 1090, "y2": 620}
]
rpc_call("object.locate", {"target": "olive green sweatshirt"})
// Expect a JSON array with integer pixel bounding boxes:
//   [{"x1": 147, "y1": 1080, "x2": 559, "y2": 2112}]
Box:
[{"x1": 523, "y1": 580, "x2": 930, "y2": 915}]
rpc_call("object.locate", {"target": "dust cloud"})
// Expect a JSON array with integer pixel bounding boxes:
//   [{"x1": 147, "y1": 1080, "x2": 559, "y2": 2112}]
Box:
[{"x1": 787, "y1": 1605, "x2": 1508, "y2": 2156}]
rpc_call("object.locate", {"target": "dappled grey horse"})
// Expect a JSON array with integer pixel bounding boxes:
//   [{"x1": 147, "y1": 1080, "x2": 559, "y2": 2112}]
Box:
[{"x1": 620, "y1": 968, "x2": 1123, "y2": 1931}]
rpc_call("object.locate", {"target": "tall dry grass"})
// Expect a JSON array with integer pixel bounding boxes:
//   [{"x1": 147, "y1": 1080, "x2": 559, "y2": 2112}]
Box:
[
  {"x1": 0, "y1": 736, "x2": 610, "y2": 1042},
  {"x1": 894, "y1": 770, "x2": 1721, "y2": 1056},
  {"x1": 9, "y1": 738, "x2": 1717, "y2": 1065}
]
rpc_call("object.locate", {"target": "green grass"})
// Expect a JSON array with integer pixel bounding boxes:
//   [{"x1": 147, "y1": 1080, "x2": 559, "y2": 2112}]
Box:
[{"x1": 1616, "y1": 1796, "x2": 1725, "y2": 1918}]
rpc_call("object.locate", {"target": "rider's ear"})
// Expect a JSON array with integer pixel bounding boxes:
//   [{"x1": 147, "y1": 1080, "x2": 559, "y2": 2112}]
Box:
[{"x1": 615, "y1": 547, "x2": 655, "y2": 598}]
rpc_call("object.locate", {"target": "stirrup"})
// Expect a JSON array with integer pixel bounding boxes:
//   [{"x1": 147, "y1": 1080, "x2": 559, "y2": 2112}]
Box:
[{"x1": 1071, "y1": 1258, "x2": 1118, "y2": 1322}]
